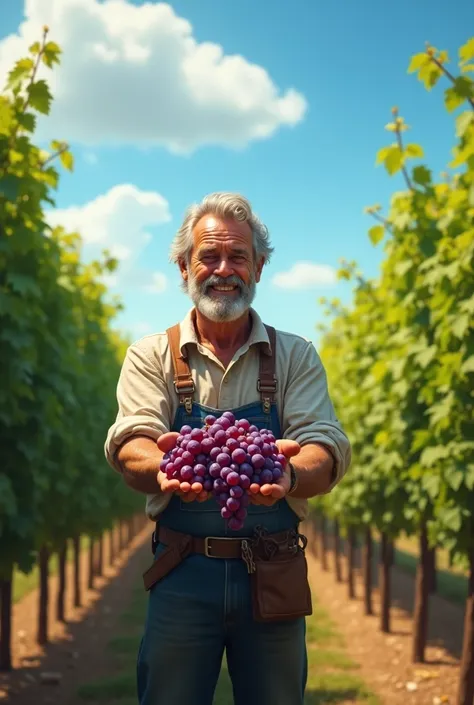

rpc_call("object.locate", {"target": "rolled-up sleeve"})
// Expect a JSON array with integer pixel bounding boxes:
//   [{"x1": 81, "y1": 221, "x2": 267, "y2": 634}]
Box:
[
  {"x1": 104, "y1": 342, "x2": 172, "y2": 473},
  {"x1": 282, "y1": 341, "x2": 352, "y2": 492}
]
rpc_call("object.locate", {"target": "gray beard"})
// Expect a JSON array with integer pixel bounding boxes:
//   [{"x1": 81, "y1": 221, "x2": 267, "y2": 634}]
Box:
[{"x1": 184, "y1": 273, "x2": 256, "y2": 322}]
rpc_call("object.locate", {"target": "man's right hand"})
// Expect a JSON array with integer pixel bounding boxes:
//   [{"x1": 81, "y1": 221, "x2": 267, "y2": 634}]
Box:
[{"x1": 157, "y1": 432, "x2": 210, "y2": 503}]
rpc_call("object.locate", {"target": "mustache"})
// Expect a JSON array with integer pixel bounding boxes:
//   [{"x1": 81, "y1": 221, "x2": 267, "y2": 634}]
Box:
[{"x1": 201, "y1": 275, "x2": 245, "y2": 292}]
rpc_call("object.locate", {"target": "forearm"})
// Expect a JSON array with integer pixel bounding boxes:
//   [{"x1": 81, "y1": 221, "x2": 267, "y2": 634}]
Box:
[
  {"x1": 116, "y1": 436, "x2": 164, "y2": 494},
  {"x1": 289, "y1": 443, "x2": 336, "y2": 498}
]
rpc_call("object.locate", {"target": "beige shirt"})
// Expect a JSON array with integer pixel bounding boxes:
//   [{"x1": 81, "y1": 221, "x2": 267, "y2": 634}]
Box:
[{"x1": 104, "y1": 307, "x2": 351, "y2": 522}]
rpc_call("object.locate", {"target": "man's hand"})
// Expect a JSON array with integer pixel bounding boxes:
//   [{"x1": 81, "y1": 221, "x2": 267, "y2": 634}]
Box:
[
  {"x1": 248, "y1": 439, "x2": 300, "y2": 506},
  {"x1": 157, "y1": 432, "x2": 211, "y2": 503}
]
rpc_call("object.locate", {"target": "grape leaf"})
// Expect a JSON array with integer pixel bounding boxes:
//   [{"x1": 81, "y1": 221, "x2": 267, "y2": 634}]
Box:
[{"x1": 27, "y1": 80, "x2": 52, "y2": 115}]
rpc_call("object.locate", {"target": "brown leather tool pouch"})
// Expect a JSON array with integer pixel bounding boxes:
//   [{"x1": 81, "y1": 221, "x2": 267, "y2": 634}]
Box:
[
  {"x1": 143, "y1": 534, "x2": 191, "y2": 591},
  {"x1": 243, "y1": 528, "x2": 313, "y2": 623}
]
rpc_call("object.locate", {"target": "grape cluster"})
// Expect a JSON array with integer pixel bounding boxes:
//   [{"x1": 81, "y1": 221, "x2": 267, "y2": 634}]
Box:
[{"x1": 160, "y1": 412, "x2": 286, "y2": 531}]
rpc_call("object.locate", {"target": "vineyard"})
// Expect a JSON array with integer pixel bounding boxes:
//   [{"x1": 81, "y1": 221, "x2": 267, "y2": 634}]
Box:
[
  {"x1": 312, "y1": 38, "x2": 474, "y2": 705},
  {"x1": 0, "y1": 28, "x2": 143, "y2": 673},
  {"x1": 0, "y1": 23, "x2": 474, "y2": 705}
]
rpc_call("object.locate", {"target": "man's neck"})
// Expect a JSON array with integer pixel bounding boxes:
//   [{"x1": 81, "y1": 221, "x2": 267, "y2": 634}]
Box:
[{"x1": 194, "y1": 308, "x2": 252, "y2": 366}]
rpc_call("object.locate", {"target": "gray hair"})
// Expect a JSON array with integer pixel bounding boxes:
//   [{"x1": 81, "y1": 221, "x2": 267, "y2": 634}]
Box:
[{"x1": 169, "y1": 192, "x2": 274, "y2": 265}]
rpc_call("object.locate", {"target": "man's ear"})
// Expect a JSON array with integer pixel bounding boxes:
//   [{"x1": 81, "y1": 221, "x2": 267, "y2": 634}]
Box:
[
  {"x1": 178, "y1": 257, "x2": 188, "y2": 282},
  {"x1": 254, "y1": 256, "x2": 265, "y2": 283}
]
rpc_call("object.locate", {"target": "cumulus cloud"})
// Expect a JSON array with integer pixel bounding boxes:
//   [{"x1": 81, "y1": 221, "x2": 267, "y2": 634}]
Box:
[
  {"x1": 0, "y1": 0, "x2": 307, "y2": 153},
  {"x1": 46, "y1": 183, "x2": 171, "y2": 293},
  {"x1": 272, "y1": 262, "x2": 337, "y2": 290}
]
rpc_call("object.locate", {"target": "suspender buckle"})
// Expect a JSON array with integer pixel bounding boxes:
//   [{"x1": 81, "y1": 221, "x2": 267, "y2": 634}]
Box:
[
  {"x1": 173, "y1": 381, "x2": 195, "y2": 395},
  {"x1": 257, "y1": 378, "x2": 278, "y2": 393}
]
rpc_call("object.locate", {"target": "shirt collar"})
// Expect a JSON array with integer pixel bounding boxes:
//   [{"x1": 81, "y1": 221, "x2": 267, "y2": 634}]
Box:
[{"x1": 179, "y1": 307, "x2": 272, "y2": 358}]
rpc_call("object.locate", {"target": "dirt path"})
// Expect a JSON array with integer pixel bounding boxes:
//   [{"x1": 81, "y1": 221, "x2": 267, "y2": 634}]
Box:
[
  {"x1": 1, "y1": 521, "x2": 466, "y2": 705},
  {"x1": 0, "y1": 526, "x2": 153, "y2": 705},
  {"x1": 306, "y1": 540, "x2": 463, "y2": 705}
]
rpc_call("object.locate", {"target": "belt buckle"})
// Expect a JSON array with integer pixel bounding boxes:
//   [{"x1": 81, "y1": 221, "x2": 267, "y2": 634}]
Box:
[{"x1": 204, "y1": 536, "x2": 238, "y2": 558}]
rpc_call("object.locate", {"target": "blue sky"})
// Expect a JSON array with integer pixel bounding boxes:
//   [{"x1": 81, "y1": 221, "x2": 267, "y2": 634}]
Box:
[{"x1": 1, "y1": 0, "x2": 472, "y2": 345}]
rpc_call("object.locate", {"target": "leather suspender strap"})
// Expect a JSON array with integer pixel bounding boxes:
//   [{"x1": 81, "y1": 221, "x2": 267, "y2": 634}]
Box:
[
  {"x1": 259, "y1": 325, "x2": 277, "y2": 414},
  {"x1": 166, "y1": 324, "x2": 194, "y2": 414}
]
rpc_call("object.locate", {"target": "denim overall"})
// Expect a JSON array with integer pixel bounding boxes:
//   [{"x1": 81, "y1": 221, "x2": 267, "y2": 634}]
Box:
[{"x1": 136, "y1": 333, "x2": 308, "y2": 705}]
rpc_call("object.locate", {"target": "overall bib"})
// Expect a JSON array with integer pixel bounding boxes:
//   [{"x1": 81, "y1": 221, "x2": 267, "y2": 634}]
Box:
[{"x1": 137, "y1": 325, "x2": 308, "y2": 705}]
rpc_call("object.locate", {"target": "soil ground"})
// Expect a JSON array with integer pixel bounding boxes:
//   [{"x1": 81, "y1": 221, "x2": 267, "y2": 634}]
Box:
[{"x1": 0, "y1": 521, "x2": 465, "y2": 705}]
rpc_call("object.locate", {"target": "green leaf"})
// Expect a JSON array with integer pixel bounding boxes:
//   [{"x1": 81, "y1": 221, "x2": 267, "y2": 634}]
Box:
[
  {"x1": 456, "y1": 111, "x2": 474, "y2": 137},
  {"x1": 420, "y1": 446, "x2": 450, "y2": 467},
  {"x1": 6, "y1": 272, "x2": 41, "y2": 296},
  {"x1": 0, "y1": 96, "x2": 14, "y2": 135},
  {"x1": 446, "y1": 77, "x2": 474, "y2": 112},
  {"x1": 59, "y1": 150, "x2": 74, "y2": 171},
  {"x1": 415, "y1": 345, "x2": 436, "y2": 369},
  {"x1": 27, "y1": 80, "x2": 52, "y2": 115},
  {"x1": 461, "y1": 356, "x2": 474, "y2": 374},
  {"x1": 385, "y1": 145, "x2": 403, "y2": 175},
  {"x1": 408, "y1": 53, "x2": 429, "y2": 73},
  {"x1": 459, "y1": 38, "x2": 474, "y2": 64},
  {"x1": 17, "y1": 111, "x2": 36, "y2": 133},
  {"x1": 422, "y1": 474, "x2": 440, "y2": 499},
  {"x1": 412, "y1": 165, "x2": 432, "y2": 186},
  {"x1": 418, "y1": 62, "x2": 443, "y2": 90},
  {"x1": 368, "y1": 225, "x2": 384, "y2": 245},
  {"x1": 28, "y1": 41, "x2": 41, "y2": 55},
  {"x1": 404, "y1": 143, "x2": 424, "y2": 159},
  {"x1": 6, "y1": 58, "x2": 34, "y2": 89},
  {"x1": 0, "y1": 174, "x2": 22, "y2": 200},
  {"x1": 445, "y1": 87, "x2": 468, "y2": 113},
  {"x1": 42, "y1": 41, "x2": 62, "y2": 68},
  {"x1": 452, "y1": 314, "x2": 470, "y2": 339}
]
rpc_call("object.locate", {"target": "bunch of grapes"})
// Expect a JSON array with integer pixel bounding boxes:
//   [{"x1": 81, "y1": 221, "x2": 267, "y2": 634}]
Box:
[{"x1": 160, "y1": 412, "x2": 286, "y2": 531}]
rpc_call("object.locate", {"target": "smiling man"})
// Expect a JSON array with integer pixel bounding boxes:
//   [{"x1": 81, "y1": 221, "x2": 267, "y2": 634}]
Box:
[{"x1": 104, "y1": 192, "x2": 352, "y2": 705}]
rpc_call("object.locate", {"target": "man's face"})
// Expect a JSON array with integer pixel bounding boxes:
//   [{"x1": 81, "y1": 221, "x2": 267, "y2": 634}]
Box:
[{"x1": 180, "y1": 214, "x2": 264, "y2": 322}]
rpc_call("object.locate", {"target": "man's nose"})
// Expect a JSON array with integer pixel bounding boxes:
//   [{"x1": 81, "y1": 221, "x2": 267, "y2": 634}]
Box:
[{"x1": 214, "y1": 259, "x2": 234, "y2": 278}]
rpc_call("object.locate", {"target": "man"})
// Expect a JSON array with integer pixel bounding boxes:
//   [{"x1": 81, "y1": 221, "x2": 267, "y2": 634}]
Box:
[{"x1": 104, "y1": 192, "x2": 351, "y2": 705}]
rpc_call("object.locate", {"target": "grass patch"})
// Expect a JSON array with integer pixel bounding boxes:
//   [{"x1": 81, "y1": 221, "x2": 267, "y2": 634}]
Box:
[
  {"x1": 13, "y1": 536, "x2": 88, "y2": 603},
  {"x1": 79, "y1": 580, "x2": 377, "y2": 704},
  {"x1": 393, "y1": 547, "x2": 467, "y2": 605}
]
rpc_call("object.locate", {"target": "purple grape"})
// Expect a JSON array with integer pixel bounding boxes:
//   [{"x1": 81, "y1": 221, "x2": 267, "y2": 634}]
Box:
[
  {"x1": 180, "y1": 425, "x2": 192, "y2": 435},
  {"x1": 227, "y1": 426, "x2": 240, "y2": 439},
  {"x1": 194, "y1": 463, "x2": 207, "y2": 477},
  {"x1": 251, "y1": 474, "x2": 261, "y2": 484},
  {"x1": 195, "y1": 453, "x2": 207, "y2": 464},
  {"x1": 210, "y1": 447, "x2": 221, "y2": 461},
  {"x1": 253, "y1": 436, "x2": 263, "y2": 447},
  {"x1": 217, "y1": 453, "x2": 231, "y2": 468},
  {"x1": 248, "y1": 425, "x2": 258, "y2": 433},
  {"x1": 192, "y1": 476, "x2": 203, "y2": 486},
  {"x1": 226, "y1": 438, "x2": 239, "y2": 452},
  {"x1": 230, "y1": 485, "x2": 243, "y2": 498},
  {"x1": 239, "y1": 474, "x2": 251, "y2": 490},
  {"x1": 239, "y1": 419, "x2": 250, "y2": 431},
  {"x1": 176, "y1": 435, "x2": 184, "y2": 445},
  {"x1": 221, "y1": 467, "x2": 232, "y2": 481},
  {"x1": 180, "y1": 466, "x2": 193, "y2": 481},
  {"x1": 277, "y1": 454, "x2": 286, "y2": 465},
  {"x1": 252, "y1": 454, "x2": 265, "y2": 469},
  {"x1": 187, "y1": 440, "x2": 201, "y2": 455},
  {"x1": 209, "y1": 463, "x2": 221, "y2": 478},
  {"x1": 190, "y1": 428, "x2": 204, "y2": 441},
  {"x1": 236, "y1": 507, "x2": 248, "y2": 520},
  {"x1": 227, "y1": 497, "x2": 240, "y2": 512},
  {"x1": 240, "y1": 463, "x2": 253, "y2": 478},
  {"x1": 203, "y1": 479, "x2": 213, "y2": 491},
  {"x1": 228, "y1": 518, "x2": 244, "y2": 531},
  {"x1": 213, "y1": 479, "x2": 226, "y2": 492},
  {"x1": 166, "y1": 463, "x2": 175, "y2": 478},
  {"x1": 201, "y1": 437, "x2": 215, "y2": 453},
  {"x1": 247, "y1": 444, "x2": 260, "y2": 456},
  {"x1": 230, "y1": 463, "x2": 239, "y2": 472},
  {"x1": 218, "y1": 491, "x2": 230, "y2": 502},
  {"x1": 227, "y1": 471, "x2": 240, "y2": 486},
  {"x1": 260, "y1": 469, "x2": 273, "y2": 484},
  {"x1": 261, "y1": 443, "x2": 272, "y2": 457},
  {"x1": 240, "y1": 442, "x2": 249, "y2": 451},
  {"x1": 173, "y1": 456, "x2": 184, "y2": 471},
  {"x1": 231, "y1": 448, "x2": 247, "y2": 465},
  {"x1": 205, "y1": 414, "x2": 217, "y2": 426},
  {"x1": 218, "y1": 417, "x2": 231, "y2": 430},
  {"x1": 160, "y1": 459, "x2": 169, "y2": 472},
  {"x1": 263, "y1": 457, "x2": 275, "y2": 470},
  {"x1": 221, "y1": 506, "x2": 233, "y2": 519},
  {"x1": 214, "y1": 430, "x2": 227, "y2": 444},
  {"x1": 222, "y1": 411, "x2": 235, "y2": 423},
  {"x1": 272, "y1": 468, "x2": 282, "y2": 481},
  {"x1": 274, "y1": 461, "x2": 283, "y2": 471}
]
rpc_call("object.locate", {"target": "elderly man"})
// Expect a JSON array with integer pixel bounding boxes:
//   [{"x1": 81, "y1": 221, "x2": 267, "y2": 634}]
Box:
[{"x1": 105, "y1": 192, "x2": 351, "y2": 705}]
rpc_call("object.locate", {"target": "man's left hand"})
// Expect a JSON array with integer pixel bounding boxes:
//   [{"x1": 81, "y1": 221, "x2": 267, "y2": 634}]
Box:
[{"x1": 248, "y1": 439, "x2": 300, "y2": 506}]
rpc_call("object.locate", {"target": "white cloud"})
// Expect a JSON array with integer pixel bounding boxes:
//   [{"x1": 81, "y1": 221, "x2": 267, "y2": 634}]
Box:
[
  {"x1": 144, "y1": 272, "x2": 167, "y2": 293},
  {"x1": 272, "y1": 262, "x2": 337, "y2": 290},
  {"x1": 45, "y1": 183, "x2": 171, "y2": 293},
  {"x1": 0, "y1": 0, "x2": 307, "y2": 153},
  {"x1": 83, "y1": 151, "x2": 98, "y2": 165},
  {"x1": 132, "y1": 321, "x2": 154, "y2": 336}
]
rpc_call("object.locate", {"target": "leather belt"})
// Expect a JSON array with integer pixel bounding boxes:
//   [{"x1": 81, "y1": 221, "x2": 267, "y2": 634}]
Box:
[{"x1": 156, "y1": 524, "x2": 293, "y2": 559}]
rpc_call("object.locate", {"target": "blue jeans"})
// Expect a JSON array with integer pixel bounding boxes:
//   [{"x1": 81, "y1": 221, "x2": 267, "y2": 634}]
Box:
[{"x1": 137, "y1": 401, "x2": 307, "y2": 705}]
